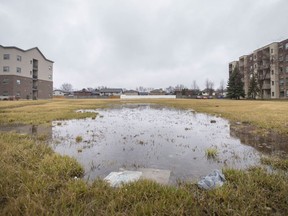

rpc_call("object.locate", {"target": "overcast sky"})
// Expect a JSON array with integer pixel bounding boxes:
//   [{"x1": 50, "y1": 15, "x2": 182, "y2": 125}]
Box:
[{"x1": 1, "y1": 0, "x2": 288, "y2": 90}]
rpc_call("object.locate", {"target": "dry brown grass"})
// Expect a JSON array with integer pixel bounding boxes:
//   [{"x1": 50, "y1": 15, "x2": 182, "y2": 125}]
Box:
[
  {"x1": 1, "y1": 98, "x2": 288, "y2": 215},
  {"x1": 1, "y1": 98, "x2": 287, "y2": 135}
]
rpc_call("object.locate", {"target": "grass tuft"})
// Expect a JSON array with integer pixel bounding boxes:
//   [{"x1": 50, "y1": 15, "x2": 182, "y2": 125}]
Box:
[
  {"x1": 75, "y1": 136, "x2": 83, "y2": 143},
  {"x1": 205, "y1": 147, "x2": 218, "y2": 159}
]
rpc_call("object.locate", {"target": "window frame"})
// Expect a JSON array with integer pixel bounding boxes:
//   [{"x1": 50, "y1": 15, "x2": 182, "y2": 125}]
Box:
[
  {"x1": 3, "y1": 54, "x2": 10, "y2": 60},
  {"x1": 3, "y1": 66, "x2": 9, "y2": 72},
  {"x1": 2, "y1": 78, "x2": 9, "y2": 84}
]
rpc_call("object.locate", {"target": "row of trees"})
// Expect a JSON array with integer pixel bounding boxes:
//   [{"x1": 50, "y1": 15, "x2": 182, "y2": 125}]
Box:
[{"x1": 59, "y1": 79, "x2": 226, "y2": 96}]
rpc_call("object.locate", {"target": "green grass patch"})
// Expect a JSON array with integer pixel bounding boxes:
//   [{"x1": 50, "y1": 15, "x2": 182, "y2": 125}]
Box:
[{"x1": 205, "y1": 147, "x2": 218, "y2": 159}]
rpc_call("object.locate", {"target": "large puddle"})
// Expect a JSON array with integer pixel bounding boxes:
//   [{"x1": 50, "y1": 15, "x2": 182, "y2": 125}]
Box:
[{"x1": 50, "y1": 104, "x2": 264, "y2": 183}]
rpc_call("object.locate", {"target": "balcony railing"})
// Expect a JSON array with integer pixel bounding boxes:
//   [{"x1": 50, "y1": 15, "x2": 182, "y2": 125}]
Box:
[
  {"x1": 259, "y1": 73, "x2": 271, "y2": 80},
  {"x1": 262, "y1": 83, "x2": 271, "y2": 90},
  {"x1": 259, "y1": 64, "x2": 270, "y2": 70}
]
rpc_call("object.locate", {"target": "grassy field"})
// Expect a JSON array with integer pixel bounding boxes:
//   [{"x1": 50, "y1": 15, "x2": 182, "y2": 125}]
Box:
[{"x1": 1, "y1": 98, "x2": 288, "y2": 215}]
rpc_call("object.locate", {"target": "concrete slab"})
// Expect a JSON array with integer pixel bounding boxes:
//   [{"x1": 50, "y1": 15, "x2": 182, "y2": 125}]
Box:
[
  {"x1": 138, "y1": 168, "x2": 171, "y2": 185},
  {"x1": 105, "y1": 168, "x2": 171, "y2": 187},
  {"x1": 104, "y1": 171, "x2": 142, "y2": 187}
]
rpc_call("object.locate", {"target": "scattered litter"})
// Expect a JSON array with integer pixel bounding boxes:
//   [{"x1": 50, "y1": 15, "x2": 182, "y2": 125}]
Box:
[
  {"x1": 210, "y1": 120, "x2": 216, "y2": 123},
  {"x1": 197, "y1": 169, "x2": 226, "y2": 190},
  {"x1": 104, "y1": 171, "x2": 142, "y2": 187}
]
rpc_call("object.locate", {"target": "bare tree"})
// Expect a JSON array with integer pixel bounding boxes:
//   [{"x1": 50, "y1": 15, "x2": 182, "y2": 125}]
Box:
[
  {"x1": 175, "y1": 84, "x2": 186, "y2": 91},
  {"x1": 205, "y1": 79, "x2": 214, "y2": 96},
  {"x1": 192, "y1": 80, "x2": 199, "y2": 90},
  {"x1": 136, "y1": 86, "x2": 147, "y2": 92},
  {"x1": 60, "y1": 83, "x2": 73, "y2": 92},
  {"x1": 219, "y1": 79, "x2": 225, "y2": 96}
]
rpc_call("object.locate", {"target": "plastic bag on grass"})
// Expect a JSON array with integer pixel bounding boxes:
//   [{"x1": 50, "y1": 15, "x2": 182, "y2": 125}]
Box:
[{"x1": 197, "y1": 169, "x2": 226, "y2": 190}]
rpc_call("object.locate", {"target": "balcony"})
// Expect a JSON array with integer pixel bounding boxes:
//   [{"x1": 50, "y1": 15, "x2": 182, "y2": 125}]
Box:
[
  {"x1": 32, "y1": 86, "x2": 38, "y2": 91},
  {"x1": 262, "y1": 83, "x2": 271, "y2": 90},
  {"x1": 259, "y1": 64, "x2": 269, "y2": 70},
  {"x1": 33, "y1": 75, "x2": 38, "y2": 80},
  {"x1": 258, "y1": 73, "x2": 271, "y2": 80}
]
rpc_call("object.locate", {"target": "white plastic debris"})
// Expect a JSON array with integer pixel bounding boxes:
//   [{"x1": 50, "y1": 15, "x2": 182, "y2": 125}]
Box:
[
  {"x1": 104, "y1": 171, "x2": 142, "y2": 187},
  {"x1": 197, "y1": 169, "x2": 226, "y2": 190}
]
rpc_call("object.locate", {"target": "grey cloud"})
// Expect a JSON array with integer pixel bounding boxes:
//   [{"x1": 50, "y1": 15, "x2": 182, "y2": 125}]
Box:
[{"x1": 1, "y1": 0, "x2": 288, "y2": 89}]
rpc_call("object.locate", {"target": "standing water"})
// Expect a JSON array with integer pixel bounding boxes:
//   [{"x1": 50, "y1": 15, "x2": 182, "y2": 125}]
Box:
[{"x1": 51, "y1": 104, "x2": 261, "y2": 183}]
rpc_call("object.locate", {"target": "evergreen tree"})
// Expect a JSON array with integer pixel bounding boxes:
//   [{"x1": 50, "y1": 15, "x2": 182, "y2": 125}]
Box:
[
  {"x1": 248, "y1": 74, "x2": 259, "y2": 99},
  {"x1": 227, "y1": 67, "x2": 245, "y2": 99}
]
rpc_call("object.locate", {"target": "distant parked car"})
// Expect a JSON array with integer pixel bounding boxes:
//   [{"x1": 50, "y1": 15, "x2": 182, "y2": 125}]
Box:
[{"x1": 196, "y1": 95, "x2": 202, "y2": 99}]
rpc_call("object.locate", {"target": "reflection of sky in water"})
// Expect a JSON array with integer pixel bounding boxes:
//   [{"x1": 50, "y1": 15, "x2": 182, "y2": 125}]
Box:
[{"x1": 51, "y1": 104, "x2": 261, "y2": 184}]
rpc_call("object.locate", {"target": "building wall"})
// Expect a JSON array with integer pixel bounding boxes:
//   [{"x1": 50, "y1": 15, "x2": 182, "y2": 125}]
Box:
[
  {"x1": 229, "y1": 39, "x2": 288, "y2": 99},
  {"x1": 0, "y1": 46, "x2": 53, "y2": 99},
  {"x1": 278, "y1": 39, "x2": 288, "y2": 98}
]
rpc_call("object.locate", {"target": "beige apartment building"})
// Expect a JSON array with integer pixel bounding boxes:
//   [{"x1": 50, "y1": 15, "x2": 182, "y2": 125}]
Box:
[
  {"x1": 0, "y1": 45, "x2": 53, "y2": 100},
  {"x1": 229, "y1": 38, "x2": 288, "y2": 99}
]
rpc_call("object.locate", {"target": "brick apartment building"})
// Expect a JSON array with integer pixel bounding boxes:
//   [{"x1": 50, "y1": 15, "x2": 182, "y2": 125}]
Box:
[
  {"x1": 229, "y1": 39, "x2": 288, "y2": 99},
  {"x1": 0, "y1": 45, "x2": 53, "y2": 99}
]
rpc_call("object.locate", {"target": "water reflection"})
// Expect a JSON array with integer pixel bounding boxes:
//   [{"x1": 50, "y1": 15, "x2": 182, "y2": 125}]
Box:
[
  {"x1": 230, "y1": 124, "x2": 288, "y2": 157},
  {"x1": 51, "y1": 104, "x2": 263, "y2": 183}
]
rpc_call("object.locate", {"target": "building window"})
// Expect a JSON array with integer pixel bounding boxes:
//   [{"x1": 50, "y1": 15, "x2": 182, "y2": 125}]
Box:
[
  {"x1": 280, "y1": 78, "x2": 284, "y2": 86},
  {"x1": 271, "y1": 49, "x2": 273, "y2": 54},
  {"x1": 16, "y1": 80, "x2": 21, "y2": 85},
  {"x1": 286, "y1": 66, "x2": 288, "y2": 73},
  {"x1": 280, "y1": 67, "x2": 283, "y2": 73},
  {"x1": 286, "y1": 78, "x2": 288, "y2": 85},
  {"x1": 280, "y1": 91, "x2": 284, "y2": 97},
  {"x1": 286, "y1": 43, "x2": 288, "y2": 49},
  {"x1": 3, "y1": 54, "x2": 10, "y2": 60},
  {"x1": 286, "y1": 90, "x2": 288, "y2": 97},
  {"x1": 3, "y1": 66, "x2": 9, "y2": 72},
  {"x1": 17, "y1": 67, "x2": 21, "y2": 73},
  {"x1": 48, "y1": 75, "x2": 52, "y2": 80},
  {"x1": 271, "y1": 81, "x2": 274, "y2": 86},
  {"x1": 30, "y1": 60, "x2": 32, "y2": 64},
  {"x1": 279, "y1": 56, "x2": 283, "y2": 61},
  {"x1": 271, "y1": 70, "x2": 274, "y2": 75},
  {"x1": 272, "y1": 92, "x2": 274, "y2": 97},
  {"x1": 17, "y1": 55, "x2": 22, "y2": 61},
  {"x1": 3, "y1": 91, "x2": 8, "y2": 96},
  {"x1": 2, "y1": 79, "x2": 9, "y2": 84}
]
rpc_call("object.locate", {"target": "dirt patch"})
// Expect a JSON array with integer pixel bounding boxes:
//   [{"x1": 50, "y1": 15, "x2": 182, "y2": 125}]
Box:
[{"x1": 230, "y1": 122, "x2": 288, "y2": 158}]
